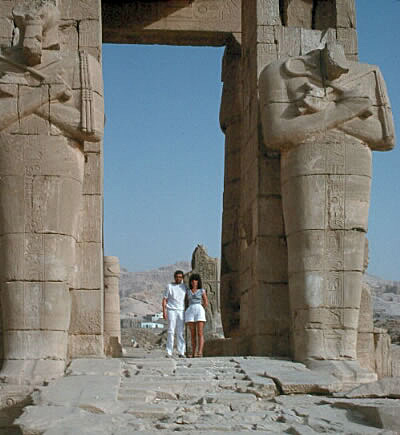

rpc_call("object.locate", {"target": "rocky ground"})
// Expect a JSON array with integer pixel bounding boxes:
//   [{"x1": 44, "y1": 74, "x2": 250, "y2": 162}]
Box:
[{"x1": 6, "y1": 351, "x2": 400, "y2": 434}]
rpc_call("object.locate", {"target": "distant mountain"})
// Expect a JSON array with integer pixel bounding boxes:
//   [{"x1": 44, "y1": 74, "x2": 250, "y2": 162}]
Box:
[
  {"x1": 120, "y1": 265, "x2": 400, "y2": 328},
  {"x1": 365, "y1": 273, "x2": 400, "y2": 319}
]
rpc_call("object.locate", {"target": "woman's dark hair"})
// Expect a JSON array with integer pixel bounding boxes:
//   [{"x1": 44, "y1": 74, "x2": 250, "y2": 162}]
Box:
[{"x1": 189, "y1": 273, "x2": 202, "y2": 289}]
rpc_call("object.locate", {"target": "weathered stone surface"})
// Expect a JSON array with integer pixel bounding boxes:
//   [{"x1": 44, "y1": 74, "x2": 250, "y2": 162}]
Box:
[
  {"x1": 104, "y1": 256, "x2": 122, "y2": 356},
  {"x1": 13, "y1": 352, "x2": 400, "y2": 435},
  {"x1": 344, "y1": 377, "x2": 400, "y2": 399},
  {"x1": 259, "y1": 40, "x2": 395, "y2": 365}
]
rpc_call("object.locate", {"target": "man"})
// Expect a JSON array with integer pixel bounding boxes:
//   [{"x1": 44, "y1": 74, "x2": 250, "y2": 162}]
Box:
[{"x1": 162, "y1": 270, "x2": 187, "y2": 357}]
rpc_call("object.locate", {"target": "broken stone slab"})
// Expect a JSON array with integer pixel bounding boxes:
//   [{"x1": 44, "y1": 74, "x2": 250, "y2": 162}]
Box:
[
  {"x1": 331, "y1": 399, "x2": 400, "y2": 432},
  {"x1": 33, "y1": 375, "x2": 120, "y2": 413},
  {"x1": 124, "y1": 403, "x2": 177, "y2": 419},
  {"x1": 123, "y1": 358, "x2": 176, "y2": 374},
  {"x1": 16, "y1": 406, "x2": 146, "y2": 435},
  {"x1": 120, "y1": 379, "x2": 219, "y2": 401},
  {"x1": 340, "y1": 377, "x2": 400, "y2": 399},
  {"x1": 237, "y1": 358, "x2": 340, "y2": 394},
  {"x1": 66, "y1": 358, "x2": 121, "y2": 376},
  {"x1": 306, "y1": 360, "x2": 378, "y2": 389},
  {"x1": 275, "y1": 395, "x2": 395, "y2": 434},
  {"x1": 173, "y1": 367, "x2": 215, "y2": 378},
  {"x1": 195, "y1": 392, "x2": 257, "y2": 407}
]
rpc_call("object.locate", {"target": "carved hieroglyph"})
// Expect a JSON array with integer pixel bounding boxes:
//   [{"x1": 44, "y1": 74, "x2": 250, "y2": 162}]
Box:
[
  {"x1": 259, "y1": 42, "x2": 395, "y2": 363},
  {"x1": 0, "y1": 0, "x2": 103, "y2": 384}
]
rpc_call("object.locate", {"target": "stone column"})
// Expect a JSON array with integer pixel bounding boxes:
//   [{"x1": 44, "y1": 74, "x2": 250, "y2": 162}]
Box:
[
  {"x1": 104, "y1": 256, "x2": 121, "y2": 356},
  {"x1": 239, "y1": 0, "x2": 290, "y2": 356},
  {"x1": 220, "y1": 38, "x2": 242, "y2": 338},
  {"x1": 0, "y1": 0, "x2": 104, "y2": 384}
]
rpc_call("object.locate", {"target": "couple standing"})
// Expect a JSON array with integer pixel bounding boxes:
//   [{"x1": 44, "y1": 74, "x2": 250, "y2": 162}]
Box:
[{"x1": 162, "y1": 270, "x2": 209, "y2": 358}]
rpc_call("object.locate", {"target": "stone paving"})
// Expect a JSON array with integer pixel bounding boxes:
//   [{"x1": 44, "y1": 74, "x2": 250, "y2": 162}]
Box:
[{"x1": 4, "y1": 349, "x2": 399, "y2": 434}]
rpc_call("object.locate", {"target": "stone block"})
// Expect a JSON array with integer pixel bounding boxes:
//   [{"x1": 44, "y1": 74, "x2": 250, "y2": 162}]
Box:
[
  {"x1": 70, "y1": 290, "x2": 102, "y2": 335},
  {"x1": 4, "y1": 330, "x2": 68, "y2": 360},
  {"x1": 60, "y1": 0, "x2": 101, "y2": 20},
  {"x1": 337, "y1": 27, "x2": 358, "y2": 55},
  {"x1": 275, "y1": 26, "x2": 301, "y2": 57},
  {"x1": 358, "y1": 284, "x2": 374, "y2": 333},
  {"x1": 222, "y1": 179, "x2": 240, "y2": 210},
  {"x1": 76, "y1": 242, "x2": 102, "y2": 289},
  {"x1": 257, "y1": 25, "x2": 275, "y2": 44},
  {"x1": 391, "y1": 344, "x2": 400, "y2": 377},
  {"x1": 224, "y1": 147, "x2": 240, "y2": 183},
  {"x1": 1, "y1": 282, "x2": 70, "y2": 331},
  {"x1": 281, "y1": 141, "x2": 372, "y2": 180},
  {"x1": 259, "y1": 155, "x2": 281, "y2": 196},
  {"x1": 80, "y1": 194, "x2": 102, "y2": 242},
  {"x1": 294, "y1": 327, "x2": 358, "y2": 361},
  {"x1": 374, "y1": 330, "x2": 392, "y2": 379},
  {"x1": 0, "y1": 233, "x2": 76, "y2": 283},
  {"x1": 289, "y1": 270, "x2": 362, "y2": 309},
  {"x1": 0, "y1": 18, "x2": 13, "y2": 39},
  {"x1": 258, "y1": 196, "x2": 284, "y2": 236},
  {"x1": 343, "y1": 175, "x2": 371, "y2": 231},
  {"x1": 287, "y1": 230, "x2": 365, "y2": 273},
  {"x1": 221, "y1": 207, "x2": 239, "y2": 246},
  {"x1": 83, "y1": 152, "x2": 102, "y2": 194},
  {"x1": 300, "y1": 28, "x2": 336, "y2": 55},
  {"x1": 336, "y1": 0, "x2": 356, "y2": 28},
  {"x1": 357, "y1": 331, "x2": 375, "y2": 373},
  {"x1": 79, "y1": 19, "x2": 101, "y2": 49},
  {"x1": 256, "y1": 0, "x2": 281, "y2": 26},
  {"x1": 256, "y1": 236, "x2": 288, "y2": 283},
  {"x1": 59, "y1": 19, "x2": 79, "y2": 50},
  {"x1": 32, "y1": 176, "x2": 83, "y2": 235},
  {"x1": 68, "y1": 334, "x2": 104, "y2": 358},
  {"x1": 257, "y1": 42, "x2": 278, "y2": 76},
  {"x1": 293, "y1": 307, "x2": 359, "y2": 330}
]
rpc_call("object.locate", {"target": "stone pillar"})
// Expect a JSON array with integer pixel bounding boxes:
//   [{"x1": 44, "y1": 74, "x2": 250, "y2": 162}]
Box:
[
  {"x1": 189, "y1": 245, "x2": 220, "y2": 338},
  {"x1": 239, "y1": 0, "x2": 290, "y2": 357},
  {"x1": 0, "y1": 0, "x2": 104, "y2": 384},
  {"x1": 104, "y1": 256, "x2": 122, "y2": 357},
  {"x1": 357, "y1": 284, "x2": 376, "y2": 373},
  {"x1": 259, "y1": 0, "x2": 395, "y2": 380},
  {"x1": 220, "y1": 38, "x2": 242, "y2": 338}
]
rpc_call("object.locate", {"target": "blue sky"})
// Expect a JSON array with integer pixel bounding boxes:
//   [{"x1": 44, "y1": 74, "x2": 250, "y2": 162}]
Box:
[{"x1": 103, "y1": 1, "x2": 400, "y2": 281}]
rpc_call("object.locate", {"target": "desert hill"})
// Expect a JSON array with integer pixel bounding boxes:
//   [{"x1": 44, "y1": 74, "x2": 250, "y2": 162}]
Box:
[{"x1": 120, "y1": 263, "x2": 400, "y2": 342}]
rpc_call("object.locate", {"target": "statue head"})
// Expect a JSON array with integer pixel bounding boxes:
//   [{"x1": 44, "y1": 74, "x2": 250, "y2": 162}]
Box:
[{"x1": 13, "y1": 0, "x2": 60, "y2": 66}]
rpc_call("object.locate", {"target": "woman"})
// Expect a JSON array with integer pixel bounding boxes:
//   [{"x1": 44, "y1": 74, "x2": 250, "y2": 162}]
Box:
[{"x1": 185, "y1": 273, "x2": 208, "y2": 357}]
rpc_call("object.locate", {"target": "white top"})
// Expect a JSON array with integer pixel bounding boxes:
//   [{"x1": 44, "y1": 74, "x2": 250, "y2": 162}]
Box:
[{"x1": 163, "y1": 282, "x2": 187, "y2": 311}]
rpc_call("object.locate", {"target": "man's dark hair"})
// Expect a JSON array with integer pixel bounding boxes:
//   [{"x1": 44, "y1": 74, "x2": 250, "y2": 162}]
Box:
[
  {"x1": 189, "y1": 273, "x2": 202, "y2": 289},
  {"x1": 174, "y1": 270, "x2": 184, "y2": 278}
]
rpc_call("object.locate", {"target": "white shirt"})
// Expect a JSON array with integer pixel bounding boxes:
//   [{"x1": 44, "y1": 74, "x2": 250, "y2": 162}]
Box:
[{"x1": 163, "y1": 282, "x2": 187, "y2": 311}]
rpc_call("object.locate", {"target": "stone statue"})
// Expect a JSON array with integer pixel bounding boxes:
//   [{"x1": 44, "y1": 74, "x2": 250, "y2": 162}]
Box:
[
  {"x1": 259, "y1": 42, "x2": 395, "y2": 369},
  {"x1": 0, "y1": 0, "x2": 103, "y2": 384}
]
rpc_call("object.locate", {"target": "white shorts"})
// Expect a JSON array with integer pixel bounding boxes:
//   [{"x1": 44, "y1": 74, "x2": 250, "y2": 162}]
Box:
[{"x1": 185, "y1": 304, "x2": 206, "y2": 323}]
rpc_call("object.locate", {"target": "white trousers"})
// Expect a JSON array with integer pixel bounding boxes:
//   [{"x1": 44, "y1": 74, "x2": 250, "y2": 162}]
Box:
[{"x1": 166, "y1": 309, "x2": 185, "y2": 356}]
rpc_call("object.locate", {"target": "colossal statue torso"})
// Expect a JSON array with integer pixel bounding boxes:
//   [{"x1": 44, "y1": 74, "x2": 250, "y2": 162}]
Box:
[
  {"x1": 0, "y1": 1, "x2": 103, "y2": 384},
  {"x1": 259, "y1": 42, "x2": 395, "y2": 365}
]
